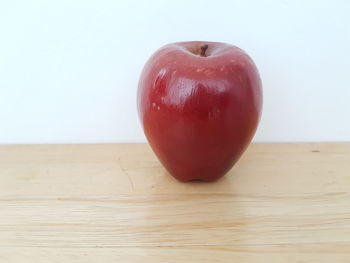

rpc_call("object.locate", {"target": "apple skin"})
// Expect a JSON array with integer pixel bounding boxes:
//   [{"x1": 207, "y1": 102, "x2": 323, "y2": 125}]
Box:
[{"x1": 137, "y1": 41, "x2": 262, "y2": 182}]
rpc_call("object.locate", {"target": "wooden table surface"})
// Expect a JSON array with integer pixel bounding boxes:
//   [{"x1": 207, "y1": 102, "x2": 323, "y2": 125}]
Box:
[{"x1": 0, "y1": 143, "x2": 349, "y2": 262}]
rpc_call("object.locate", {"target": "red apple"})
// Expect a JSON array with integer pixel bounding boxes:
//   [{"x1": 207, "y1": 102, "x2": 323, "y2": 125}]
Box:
[{"x1": 137, "y1": 41, "x2": 262, "y2": 182}]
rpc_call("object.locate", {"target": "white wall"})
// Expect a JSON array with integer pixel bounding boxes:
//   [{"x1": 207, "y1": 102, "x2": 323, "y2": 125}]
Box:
[{"x1": 0, "y1": 0, "x2": 349, "y2": 144}]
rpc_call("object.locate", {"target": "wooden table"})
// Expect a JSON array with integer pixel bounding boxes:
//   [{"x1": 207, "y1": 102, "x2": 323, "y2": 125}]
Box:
[{"x1": 0, "y1": 143, "x2": 349, "y2": 262}]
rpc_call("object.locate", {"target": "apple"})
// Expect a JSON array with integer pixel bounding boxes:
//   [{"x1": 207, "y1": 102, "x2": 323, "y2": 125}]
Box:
[{"x1": 137, "y1": 41, "x2": 262, "y2": 182}]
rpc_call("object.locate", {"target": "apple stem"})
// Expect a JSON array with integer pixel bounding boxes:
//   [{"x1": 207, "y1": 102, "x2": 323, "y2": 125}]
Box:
[{"x1": 200, "y1": 44, "x2": 209, "y2": 57}]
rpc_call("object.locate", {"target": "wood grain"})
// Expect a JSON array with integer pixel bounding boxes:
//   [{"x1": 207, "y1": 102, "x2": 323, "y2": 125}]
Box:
[{"x1": 0, "y1": 143, "x2": 349, "y2": 262}]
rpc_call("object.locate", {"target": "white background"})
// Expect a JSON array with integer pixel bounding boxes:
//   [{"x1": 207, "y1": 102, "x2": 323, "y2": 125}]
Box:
[{"x1": 0, "y1": 0, "x2": 349, "y2": 144}]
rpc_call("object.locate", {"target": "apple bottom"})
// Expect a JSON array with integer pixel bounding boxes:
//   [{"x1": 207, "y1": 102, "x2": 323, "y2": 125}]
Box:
[
  {"x1": 162, "y1": 161, "x2": 238, "y2": 182},
  {"x1": 143, "y1": 119, "x2": 255, "y2": 182},
  {"x1": 148, "y1": 143, "x2": 246, "y2": 182}
]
